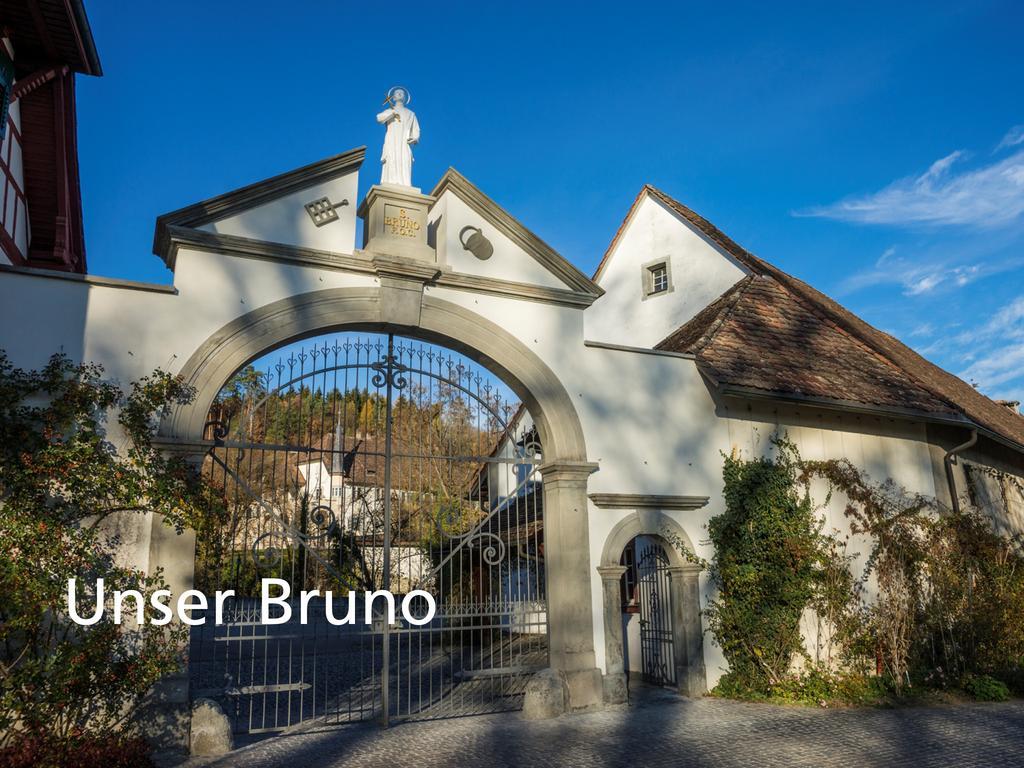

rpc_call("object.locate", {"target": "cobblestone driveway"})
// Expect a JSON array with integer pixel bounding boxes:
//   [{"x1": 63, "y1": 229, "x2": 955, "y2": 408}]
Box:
[{"x1": 176, "y1": 690, "x2": 1024, "y2": 768}]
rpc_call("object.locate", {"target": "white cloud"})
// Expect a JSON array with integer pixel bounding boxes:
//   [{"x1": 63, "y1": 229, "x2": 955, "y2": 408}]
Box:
[
  {"x1": 951, "y1": 295, "x2": 1024, "y2": 346},
  {"x1": 940, "y1": 295, "x2": 1024, "y2": 401},
  {"x1": 996, "y1": 125, "x2": 1024, "y2": 152},
  {"x1": 960, "y1": 342, "x2": 1024, "y2": 391},
  {"x1": 799, "y1": 147, "x2": 1024, "y2": 228},
  {"x1": 838, "y1": 247, "x2": 993, "y2": 297}
]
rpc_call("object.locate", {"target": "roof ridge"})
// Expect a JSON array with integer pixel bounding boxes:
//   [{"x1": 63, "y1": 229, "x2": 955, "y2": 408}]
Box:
[
  {"x1": 643, "y1": 185, "x2": 770, "y2": 275},
  {"x1": 691, "y1": 275, "x2": 756, "y2": 354}
]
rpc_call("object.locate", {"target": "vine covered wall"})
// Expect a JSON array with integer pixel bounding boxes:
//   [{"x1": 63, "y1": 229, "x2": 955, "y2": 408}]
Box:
[{"x1": 705, "y1": 435, "x2": 1024, "y2": 704}]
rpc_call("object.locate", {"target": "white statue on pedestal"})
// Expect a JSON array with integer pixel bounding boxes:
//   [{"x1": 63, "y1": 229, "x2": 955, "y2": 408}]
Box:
[{"x1": 377, "y1": 86, "x2": 420, "y2": 188}]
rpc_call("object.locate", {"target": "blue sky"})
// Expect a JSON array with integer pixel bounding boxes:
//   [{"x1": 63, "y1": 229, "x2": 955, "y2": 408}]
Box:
[{"x1": 75, "y1": 1, "x2": 1024, "y2": 403}]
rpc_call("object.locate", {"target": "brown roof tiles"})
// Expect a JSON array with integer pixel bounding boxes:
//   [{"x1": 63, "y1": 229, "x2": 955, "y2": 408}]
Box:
[{"x1": 633, "y1": 186, "x2": 1024, "y2": 451}]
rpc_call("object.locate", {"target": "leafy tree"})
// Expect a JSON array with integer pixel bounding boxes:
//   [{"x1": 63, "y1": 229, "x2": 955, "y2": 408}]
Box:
[{"x1": 0, "y1": 352, "x2": 216, "y2": 748}]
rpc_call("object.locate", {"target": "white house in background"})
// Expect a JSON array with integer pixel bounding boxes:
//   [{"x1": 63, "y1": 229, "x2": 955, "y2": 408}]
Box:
[
  {"x1": 294, "y1": 421, "x2": 388, "y2": 536},
  {"x1": 293, "y1": 422, "x2": 431, "y2": 593}
]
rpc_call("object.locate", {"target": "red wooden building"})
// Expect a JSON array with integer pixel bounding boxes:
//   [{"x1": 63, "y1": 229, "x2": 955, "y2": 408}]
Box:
[{"x1": 0, "y1": 0, "x2": 100, "y2": 273}]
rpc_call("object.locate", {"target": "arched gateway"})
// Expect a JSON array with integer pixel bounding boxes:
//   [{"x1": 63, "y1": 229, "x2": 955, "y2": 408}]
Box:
[
  {"x1": 166, "y1": 291, "x2": 599, "y2": 731},
  {"x1": 142, "y1": 148, "x2": 607, "y2": 738}
]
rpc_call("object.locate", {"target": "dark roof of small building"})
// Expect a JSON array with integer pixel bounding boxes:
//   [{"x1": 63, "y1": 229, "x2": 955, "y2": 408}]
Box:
[
  {"x1": 633, "y1": 185, "x2": 1024, "y2": 452},
  {"x1": 5, "y1": 0, "x2": 102, "y2": 76}
]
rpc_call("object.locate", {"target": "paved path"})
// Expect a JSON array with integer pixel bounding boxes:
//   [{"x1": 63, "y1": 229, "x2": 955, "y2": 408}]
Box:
[{"x1": 175, "y1": 690, "x2": 1024, "y2": 768}]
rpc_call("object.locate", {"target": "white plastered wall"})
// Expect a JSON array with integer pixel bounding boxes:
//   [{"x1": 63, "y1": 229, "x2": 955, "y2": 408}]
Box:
[
  {"x1": 199, "y1": 170, "x2": 359, "y2": 255},
  {"x1": 585, "y1": 194, "x2": 749, "y2": 348},
  {"x1": 0, "y1": 248, "x2": 378, "y2": 584},
  {"x1": 430, "y1": 191, "x2": 571, "y2": 289}
]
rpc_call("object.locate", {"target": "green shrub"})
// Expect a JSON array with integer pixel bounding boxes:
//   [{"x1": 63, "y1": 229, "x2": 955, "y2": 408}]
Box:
[
  {"x1": 705, "y1": 438, "x2": 847, "y2": 691},
  {"x1": 963, "y1": 674, "x2": 1011, "y2": 702},
  {"x1": 709, "y1": 434, "x2": 1024, "y2": 706},
  {"x1": 0, "y1": 353, "x2": 217, "y2": 746},
  {"x1": 711, "y1": 667, "x2": 890, "y2": 707}
]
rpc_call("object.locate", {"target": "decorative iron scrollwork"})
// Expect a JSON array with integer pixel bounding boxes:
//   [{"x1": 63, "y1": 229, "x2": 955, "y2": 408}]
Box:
[
  {"x1": 251, "y1": 531, "x2": 290, "y2": 570},
  {"x1": 204, "y1": 419, "x2": 229, "y2": 444},
  {"x1": 465, "y1": 531, "x2": 506, "y2": 566},
  {"x1": 370, "y1": 353, "x2": 409, "y2": 390},
  {"x1": 304, "y1": 504, "x2": 339, "y2": 543}
]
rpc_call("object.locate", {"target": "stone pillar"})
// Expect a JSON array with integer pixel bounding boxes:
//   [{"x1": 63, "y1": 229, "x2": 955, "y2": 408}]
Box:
[
  {"x1": 668, "y1": 565, "x2": 707, "y2": 697},
  {"x1": 142, "y1": 441, "x2": 205, "y2": 752},
  {"x1": 597, "y1": 565, "x2": 628, "y2": 704},
  {"x1": 538, "y1": 461, "x2": 603, "y2": 712}
]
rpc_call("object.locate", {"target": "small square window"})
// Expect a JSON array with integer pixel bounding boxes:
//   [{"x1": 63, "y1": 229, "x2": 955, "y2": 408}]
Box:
[
  {"x1": 641, "y1": 258, "x2": 673, "y2": 298},
  {"x1": 650, "y1": 265, "x2": 668, "y2": 293}
]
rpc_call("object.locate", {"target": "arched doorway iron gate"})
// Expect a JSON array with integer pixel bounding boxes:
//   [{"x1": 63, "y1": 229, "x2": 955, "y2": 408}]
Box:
[
  {"x1": 636, "y1": 541, "x2": 676, "y2": 687},
  {"x1": 189, "y1": 333, "x2": 547, "y2": 733}
]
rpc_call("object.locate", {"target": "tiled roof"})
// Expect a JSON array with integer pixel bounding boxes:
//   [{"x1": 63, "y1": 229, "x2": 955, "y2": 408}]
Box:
[
  {"x1": 658, "y1": 275, "x2": 956, "y2": 414},
  {"x1": 639, "y1": 186, "x2": 1024, "y2": 451}
]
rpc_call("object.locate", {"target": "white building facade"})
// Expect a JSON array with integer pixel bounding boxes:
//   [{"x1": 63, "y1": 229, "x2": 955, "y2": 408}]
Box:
[{"x1": 2, "y1": 144, "x2": 1023, "y2": 745}]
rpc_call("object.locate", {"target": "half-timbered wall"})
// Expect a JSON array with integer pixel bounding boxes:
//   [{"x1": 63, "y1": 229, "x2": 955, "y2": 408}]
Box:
[{"x1": 0, "y1": 98, "x2": 28, "y2": 264}]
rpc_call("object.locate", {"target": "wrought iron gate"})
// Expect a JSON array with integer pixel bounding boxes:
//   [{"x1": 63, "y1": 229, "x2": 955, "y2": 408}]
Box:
[
  {"x1": 637, "y1": 541, "x2": 676, "y2": 687},
  {"x1": 190, "y1": 333, "x2": 547, "y2": 732}
]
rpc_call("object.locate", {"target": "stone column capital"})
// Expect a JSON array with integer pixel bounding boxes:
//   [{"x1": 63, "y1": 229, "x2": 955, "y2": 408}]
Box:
[
  {"x1": 152, "y1": 436, "x2": 210, "y2": 469},
  {"x1": 538, "y1": 461, "x2": 600, "y2": 485},
  {"x1": 596, "y1": 564, "x2": 628, "y2": 581}
]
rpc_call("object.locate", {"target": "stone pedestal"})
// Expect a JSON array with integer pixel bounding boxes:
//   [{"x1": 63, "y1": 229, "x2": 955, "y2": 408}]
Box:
[
  {"x1": 358, "y1": 184, "x2": 436, "y2": 263},
  {"x1": 190, "y1": 698, "x2": 233, "y2": 756},
  {"x1": 522, "y1": 668, "x2": 567, "y2": 720}
]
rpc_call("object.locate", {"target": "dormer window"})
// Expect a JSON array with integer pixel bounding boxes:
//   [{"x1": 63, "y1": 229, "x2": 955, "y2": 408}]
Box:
[{"x1": 642, "y1": 258, "x2": 673, "y2": 299}]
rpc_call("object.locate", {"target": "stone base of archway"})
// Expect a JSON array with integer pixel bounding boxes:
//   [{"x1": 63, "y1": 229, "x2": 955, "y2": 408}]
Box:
[
  {"x1": 523, "y1": 666, "x2": 605, "y2": 719},
  {"x1": 603, "y1": 671, "x2": 629, "y2": 705}
]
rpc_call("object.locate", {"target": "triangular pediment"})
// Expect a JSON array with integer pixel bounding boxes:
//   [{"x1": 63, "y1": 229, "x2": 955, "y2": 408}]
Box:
[
  {"x1": 429, "y1": 169, "x2": 603, "y2": 300},
  {"x1": 153, "y1": 146, "x2": 365, "y2": 268}
]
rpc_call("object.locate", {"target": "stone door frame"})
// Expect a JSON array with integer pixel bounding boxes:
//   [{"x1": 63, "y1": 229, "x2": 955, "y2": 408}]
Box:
[{"x1": 598, "y1": 509, "x2": 707, "y2": 701}]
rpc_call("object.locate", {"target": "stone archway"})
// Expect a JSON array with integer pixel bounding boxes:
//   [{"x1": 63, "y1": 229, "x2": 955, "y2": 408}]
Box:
[
  {"x1": 159, "y1": 284, "x2": 604, "y2": 714},
  {"x1": 598, "y1": 510, "x2": 707, "y2": 701}
]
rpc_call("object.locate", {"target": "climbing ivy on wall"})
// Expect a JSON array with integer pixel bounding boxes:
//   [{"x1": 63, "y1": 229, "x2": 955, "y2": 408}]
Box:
[
  {"x1": 707, "y1": 433, "x2": 1024, "y2": 704},
  {"x1": 705, "y1": 438, "x2": 836, "y2": 690}
]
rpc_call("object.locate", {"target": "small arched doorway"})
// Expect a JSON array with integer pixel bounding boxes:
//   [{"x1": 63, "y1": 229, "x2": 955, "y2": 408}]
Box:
[
  {"x1": 620, "y1": 535, "x2": 676, "y2": 688},
  {"x1": 598, "y1": 510, "x2": 707, "y2": 701}
]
